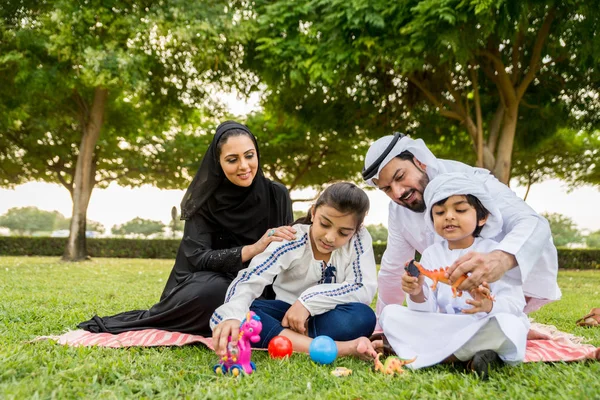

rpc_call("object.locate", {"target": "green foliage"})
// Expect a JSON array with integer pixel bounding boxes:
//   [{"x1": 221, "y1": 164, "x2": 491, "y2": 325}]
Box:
[
  {"x1": 0, "y1": 237, "x2": 179, "y2": 258},
  {"x1": 238, "y1": 0, "x2": 600, "y2": 183},
  {"x1": 557, "y1": 247, "x2": 600, "y2": 270},
  {"x1": 112, "y1": 217, "x2": 165, "y2": 237},
  {"x1": 1, "y1": 256, "x2": 599, "y2": 398},
  {"x1": 53, "y1": 214, "x2": 105, "y2": 233},
  {"x1": 542, "y1": 212, "x2": 583, "y2": 247},
  {"x1": 0, "y1": 206, "x2": 104, "y2": 235},
  {"x1": 0, "y1": 0, "x2": 237, "y2": 191},
  {"x1": 585, "y1": 230, "x2": 600, "y2": 249},
  {"x1": 512, "y1": 129, "x2": 600, "y2": 189},
  {"x1": 247, "y1": 110, "x2": 370, "y2": 189},
  {"x1": 1, "y1": 237, "x2": 597, "y2": 269},
  {"x1": 365, "y1": 224, "x2": 388, "y2": 242},
  {"x1": 0, "y1": 207, "x2": 62, "y2": 234}
]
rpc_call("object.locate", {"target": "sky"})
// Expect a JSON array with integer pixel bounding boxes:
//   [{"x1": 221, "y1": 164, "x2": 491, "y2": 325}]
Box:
[
  {"x1": 0, "y1": 178, "x2": 599, "y2": 234},
  {"x1": 1, "y1": 91, "x2": 599, "y2": 234}
]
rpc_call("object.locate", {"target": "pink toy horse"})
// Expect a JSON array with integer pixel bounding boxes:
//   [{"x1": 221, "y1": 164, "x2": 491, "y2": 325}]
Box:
[{"x1": 213, "y1": 311, "x2": 262, "y2": 376}]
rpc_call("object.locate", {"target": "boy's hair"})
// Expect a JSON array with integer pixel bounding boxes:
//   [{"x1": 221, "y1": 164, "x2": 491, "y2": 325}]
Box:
[
  {"x1": 216, "y1": 129, "x2": 254, "y2": 158},
  {"x1": 431, "y1": 194, "x2": 490, "y2": 237},
  {"x1": 294, "y1": 182, "x2": 370, "y2": 231}
]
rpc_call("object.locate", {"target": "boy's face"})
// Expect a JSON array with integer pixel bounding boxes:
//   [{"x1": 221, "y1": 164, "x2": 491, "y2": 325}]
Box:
[{"x1": 431, "y1": 195, "x2": 487, "y2": 249}]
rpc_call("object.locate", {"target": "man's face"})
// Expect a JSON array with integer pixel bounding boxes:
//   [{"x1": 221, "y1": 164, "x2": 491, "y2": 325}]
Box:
[{"x1": 372, "y1": 157, "x2": 429, "y2": 212}]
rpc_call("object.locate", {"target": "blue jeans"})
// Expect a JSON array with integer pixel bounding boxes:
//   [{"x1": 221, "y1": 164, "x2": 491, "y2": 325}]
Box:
[{"x1": 250, "y1": 299, "x2": 376, "y2": 349}]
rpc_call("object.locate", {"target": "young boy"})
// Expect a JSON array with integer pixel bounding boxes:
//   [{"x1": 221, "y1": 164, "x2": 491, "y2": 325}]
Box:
[{"x1": 379, "y1": 173, "x2": 529, "y2": 380}]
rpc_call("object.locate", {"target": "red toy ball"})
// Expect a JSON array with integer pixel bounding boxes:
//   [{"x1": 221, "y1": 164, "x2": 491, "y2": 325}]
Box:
[{"x1": 268, "y1": 335, "x2": 293, "y2": 359}]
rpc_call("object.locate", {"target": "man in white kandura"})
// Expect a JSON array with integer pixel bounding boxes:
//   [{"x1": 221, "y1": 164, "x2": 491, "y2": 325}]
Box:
[{"x1": 362, "y1": 133, "x2": 561, "y2": 318}]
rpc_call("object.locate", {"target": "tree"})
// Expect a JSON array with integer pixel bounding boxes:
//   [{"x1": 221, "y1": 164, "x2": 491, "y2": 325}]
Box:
[
  {"x1": 0, "y1": 207, "x2": 61, "y2": 235},
  {"x1": 112, "y1": 217, "x2": 165, "y2": 237},
  {"x1": 238, "y1": 0, "x2": 599, "y2": 184},
  {"x1": 54, "y1": 215, "x2": 105, "y2": 233},
  {"x1": 542, "y1": 212, "x2": 582, "y2": 247},
  {"x1": 584, "y1": 230, "x2": 600, "y2": 249},
  {"x1": 511, "y1": 129, "x2": 600, "y2": 199},
  {"x1": 365, "y1": 224, "x2": 388, "y2": 243},
  {"x1": 0, "y1": 1, "x2": 238, "y2": 260}
]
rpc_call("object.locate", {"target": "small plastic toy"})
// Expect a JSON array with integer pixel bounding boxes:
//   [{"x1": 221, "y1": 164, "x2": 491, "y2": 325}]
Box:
[
  {"x1": 268, "y1": 335, "x2": 293, "y2": 359},
  {"x1": 405, "y1": 259, "x2": 494, "y2": 301},
  {"x1": 213, "y1": 311, "x2": 262, "y2": 376},
  {"x1": 373, "y1": 353, "x2": 416, "y2": 375},
  {"x1": 331, "y1": 367, "x2": 352, "y2": 377},
  {"x1": 309, "y1": 335, "x2": 338, "y2": 365}
]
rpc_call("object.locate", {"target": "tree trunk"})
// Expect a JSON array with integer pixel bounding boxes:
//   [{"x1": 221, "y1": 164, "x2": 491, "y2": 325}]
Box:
[
  {"x1": 492, "y1": 104, "x2": 519, "y2": 184},
  {"x1": 63, "y1": 87, "x2": 108, "y2": 261}
]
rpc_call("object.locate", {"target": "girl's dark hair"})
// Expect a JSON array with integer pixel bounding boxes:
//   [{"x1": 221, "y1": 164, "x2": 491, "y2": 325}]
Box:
[
  {"x1": 216, "y1": 129, "x2": 254, "y2": 158},
  {"x1": 431, "y1": 194, "x2": 490, "y2": 237},
  {"x1": 293, "y1": 182, "x2": 370, "y2": 231}
]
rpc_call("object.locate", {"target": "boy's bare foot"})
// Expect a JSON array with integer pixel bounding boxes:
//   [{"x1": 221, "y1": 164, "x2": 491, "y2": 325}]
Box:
[{"x1": 337, "y1": 337, "x2": 378, "y2": 361}]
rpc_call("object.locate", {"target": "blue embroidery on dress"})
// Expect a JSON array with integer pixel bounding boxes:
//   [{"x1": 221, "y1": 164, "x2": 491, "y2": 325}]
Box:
[{"x1": 225, "y1": 234, "x2": 309, "y2": 301}]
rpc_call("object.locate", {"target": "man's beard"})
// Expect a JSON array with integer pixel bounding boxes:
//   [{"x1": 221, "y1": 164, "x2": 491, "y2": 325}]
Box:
[{"x1": 400, "y1": 172, "x2": 429, "y2": 213}]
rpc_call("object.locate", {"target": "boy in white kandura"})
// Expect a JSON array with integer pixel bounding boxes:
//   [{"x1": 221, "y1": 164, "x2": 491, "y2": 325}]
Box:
[
  {"x1": 211, "y1": 182, "x2": 379, "y2": 360},
  {"x1": 379, "y1": 173, "x2": 529, "y2": 380}
]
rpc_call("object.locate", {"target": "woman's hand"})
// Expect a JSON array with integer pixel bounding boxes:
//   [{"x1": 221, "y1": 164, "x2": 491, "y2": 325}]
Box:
[
  {"x1": 282, "y1": 300, "x2": 310, "y2": 335},
  {"x1": 242, "y1": 225, "x2": 297, "y2": 262},
  {"x1": 212, "y1": 319, "x2": 241, "y2": 356}
]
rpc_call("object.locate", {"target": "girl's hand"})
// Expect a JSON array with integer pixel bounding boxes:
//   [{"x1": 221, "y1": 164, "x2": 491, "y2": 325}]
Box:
[
  {"x1": 212, "y1": 319, "x2": 241, "y2": 356},
  {"x1": 282, "y1": 300, "x2": 310, "y2": 335},
  {"x1": 243, "y1": 225, "x2": 297, "y2": 262},
  {"x1": 402, "y1": 271, "x2": 424, "y2": 296},
  {"x1": 463, "y1": 282, "x2": 493, "y2": 314}
]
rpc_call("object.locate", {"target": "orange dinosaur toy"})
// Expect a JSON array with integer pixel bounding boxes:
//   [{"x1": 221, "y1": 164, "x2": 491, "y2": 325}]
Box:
[
  {"x1": 405, "y1": 259, "x2": 467, "y2": 297},
  {"x1": 405, "y1": 259, "x2": 494, "y2": 301},
  {"x1": 374, "y1": 353, "x2": 416, "y2": 375}
]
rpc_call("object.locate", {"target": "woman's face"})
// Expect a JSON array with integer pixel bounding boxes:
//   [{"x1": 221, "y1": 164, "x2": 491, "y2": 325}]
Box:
[{"x1": 218, "y1": 135, "x2": 259, "y2": 187}]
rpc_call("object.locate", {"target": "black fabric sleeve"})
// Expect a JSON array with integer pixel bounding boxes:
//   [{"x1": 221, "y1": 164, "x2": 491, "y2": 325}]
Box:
[{"x1": 180, "y1": 215, "x2": 244, "y2": 274}]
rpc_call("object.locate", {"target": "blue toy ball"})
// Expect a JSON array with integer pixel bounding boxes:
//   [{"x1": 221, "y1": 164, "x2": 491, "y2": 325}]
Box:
[{"x1": 309, "y1": 335, "x2": 338, "y2": 365}]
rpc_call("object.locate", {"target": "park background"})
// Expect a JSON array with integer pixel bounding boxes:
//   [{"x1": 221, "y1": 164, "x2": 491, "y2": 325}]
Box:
[{"x1": 1, "y1": 1, "x2": 600, "y2": 398}]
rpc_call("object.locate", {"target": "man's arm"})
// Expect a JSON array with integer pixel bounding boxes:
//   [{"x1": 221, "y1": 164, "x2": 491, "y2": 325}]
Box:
[{"x1": 376, "y1": 204, "x2": 416, "y2": 315}]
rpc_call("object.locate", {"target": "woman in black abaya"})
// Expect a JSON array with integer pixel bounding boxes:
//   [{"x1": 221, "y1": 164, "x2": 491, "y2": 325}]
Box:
[{"x1": 79, "y1": 121, "x2": 294, "y2": 336}]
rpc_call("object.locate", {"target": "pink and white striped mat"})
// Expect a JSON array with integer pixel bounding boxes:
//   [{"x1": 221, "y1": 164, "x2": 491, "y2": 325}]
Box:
[{"x1": 34, "y1": 323, "x2": 599, "y2": 363}]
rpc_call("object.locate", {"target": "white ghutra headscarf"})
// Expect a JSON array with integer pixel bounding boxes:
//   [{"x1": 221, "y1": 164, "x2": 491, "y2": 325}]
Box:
[
  {"x1": 423, "y1": 172, "x2": 503, "y2": 239},
  {"x1": 363, "y1": 134, "x2": 440, "y2": 187}
]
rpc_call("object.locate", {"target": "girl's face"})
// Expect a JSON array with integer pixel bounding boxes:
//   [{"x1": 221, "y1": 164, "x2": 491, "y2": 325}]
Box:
[
  {"x1": 431, "y1": 195, "x2": 487, "y2": 250},
  {"x1": 218, "y1": 135, "x2": 258, "y2": 187},
  {"x1": 309, "y1": 204, "x2": 357, "y2": 260}
]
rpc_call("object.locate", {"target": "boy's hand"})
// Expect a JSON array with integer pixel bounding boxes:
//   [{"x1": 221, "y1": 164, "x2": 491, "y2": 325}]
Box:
[
  {"x1": 463, "y1": 282, "x2": 493, "y2": 314},
  {"x1": 402, "y1": 270, "x2": 424, "y2": 296},
  {"x1": 282, "y1": 300, "x2": 310, "y2": 335}
]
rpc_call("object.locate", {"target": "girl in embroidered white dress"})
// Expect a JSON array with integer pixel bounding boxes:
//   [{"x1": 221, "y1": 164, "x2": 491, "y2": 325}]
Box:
[
  {"x1": 379, "y1": 173, "x2": 529, "y2": 380},
  {"x1": 211, "y1": 182, "x2": 379, "y2": 359}
]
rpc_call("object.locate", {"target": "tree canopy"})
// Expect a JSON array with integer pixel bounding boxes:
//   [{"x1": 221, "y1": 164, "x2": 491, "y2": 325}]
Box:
[
  {"x1": 543, "y1": 212, "x2": 583, "y2": 247},
  {"x1": 236, "y1": 0, "x2": 600, "y2": 184},
  {"x1": 0, "y1": 0, "x2": 239, "y2": 258},
  {"x1": 112, "y1": 217, "x2": 165, "y2": 237}
]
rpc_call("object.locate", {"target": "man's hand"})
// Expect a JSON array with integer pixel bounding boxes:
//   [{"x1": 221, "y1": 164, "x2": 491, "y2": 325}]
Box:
[
  {"x1": 282, "y1": 300, "x2": 310, "y2": 335},
  {"x1": 446, "y1": 250, "x2": 516, "y2": 291}
]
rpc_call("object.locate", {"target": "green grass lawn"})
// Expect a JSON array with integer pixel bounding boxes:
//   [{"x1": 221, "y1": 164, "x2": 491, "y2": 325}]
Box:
[{"x1": 1, "y1": 256, "x2": 599, "y2": 399}]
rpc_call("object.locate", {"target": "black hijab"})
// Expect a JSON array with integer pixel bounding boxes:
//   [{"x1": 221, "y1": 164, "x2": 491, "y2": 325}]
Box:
[{"x1": 180, "y1": 121, "x2": 278, "y2": 245}]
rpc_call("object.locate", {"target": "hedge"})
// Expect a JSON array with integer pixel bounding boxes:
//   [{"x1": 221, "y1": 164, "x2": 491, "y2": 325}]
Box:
[{"x1": 0, "y1": 237, "x2": 598, "y2": 270}]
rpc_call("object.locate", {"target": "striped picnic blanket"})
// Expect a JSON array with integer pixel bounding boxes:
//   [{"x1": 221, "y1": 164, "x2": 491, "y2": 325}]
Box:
[{"x1": 34, "y1": 322, "x2": 599, "y2": 363}]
